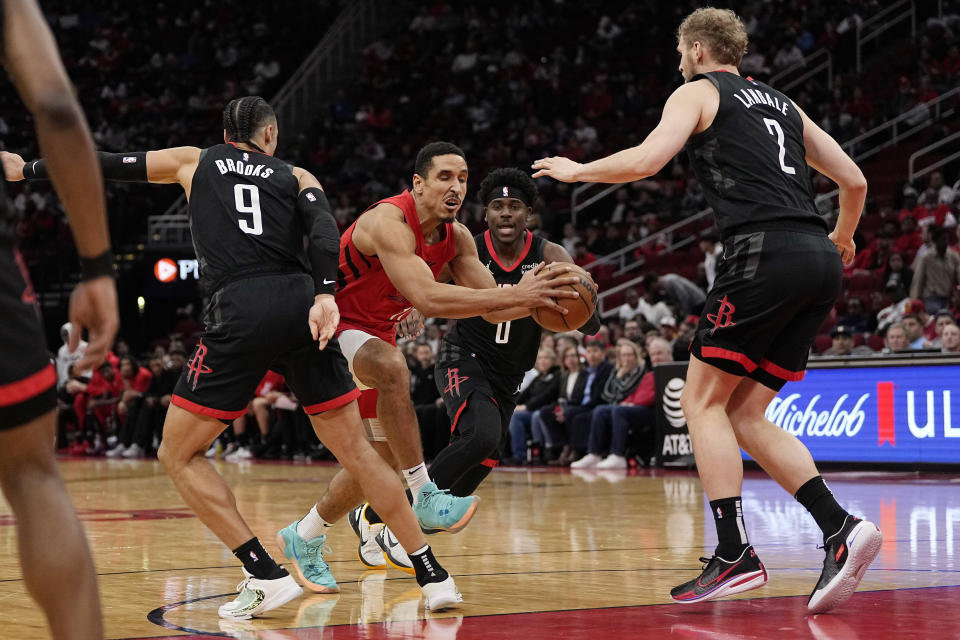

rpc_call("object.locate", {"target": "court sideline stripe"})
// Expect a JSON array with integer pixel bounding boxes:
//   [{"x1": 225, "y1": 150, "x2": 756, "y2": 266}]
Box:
[{"x1": 137, "y1": 583, "x2": 960, "y2": 640}]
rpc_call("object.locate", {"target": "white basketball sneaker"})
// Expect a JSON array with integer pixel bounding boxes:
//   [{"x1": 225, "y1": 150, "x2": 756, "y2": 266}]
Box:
[
  {"x1": 349, "y1": 504, "x2": 386, "y2": 570},
  {"x1": 376, "y1": 526, "x2": 414, "y2": 575},
  {"x1": 217, "y1": 568, "x2": 302, "y2": 620},
  {"x1": 421, "y1": 576, "x2": 463, "y2": 612}
]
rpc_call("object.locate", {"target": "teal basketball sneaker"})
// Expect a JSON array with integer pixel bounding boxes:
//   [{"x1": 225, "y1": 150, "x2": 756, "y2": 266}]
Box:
[
  {"x1": 276, "y1": 521, "x2": 339, "y2": 593},
  {"x1": 412, "y1": 482, "x2": 479, "y2": 533}
]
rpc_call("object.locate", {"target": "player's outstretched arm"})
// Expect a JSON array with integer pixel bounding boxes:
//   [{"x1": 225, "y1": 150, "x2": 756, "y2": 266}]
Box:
[
  {"x1": 369, "y1": 209, "x2": 580, "y2": 318},
  {"x1": 9, "y1": 145, "x2": 202, "y2": 192},
  {"x1": 796, "y1": 104, "x2": 867, "y2": 267},
  {"x1": 2, "y1": 0, "x2": 117, "y2": 370},
  {"x1": 531, "y1": 81, "x2": 709, "y2": 184}
]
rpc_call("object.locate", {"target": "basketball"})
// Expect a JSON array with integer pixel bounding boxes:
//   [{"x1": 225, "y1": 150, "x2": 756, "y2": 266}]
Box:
[{"x1": 531, "y1": 262, "x2": 598, "y2": 332}]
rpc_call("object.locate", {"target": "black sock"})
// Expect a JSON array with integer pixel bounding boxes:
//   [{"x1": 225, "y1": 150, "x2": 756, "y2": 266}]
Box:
[
  {"x1": 363, "y1": 489, "x2": 413, "y2": 526},
  {"x1": 710, "y1": 497, "x2": 749, "y2": 560},
  {"x1": 232, "y1": 537, "x2": 288, "y2": 580},
  {"x1": 409, "y1": 545, "x2": 449, "y2": 586},
  {"x1": 795, "y1": 476, "x2": 850, "y2": 540}
]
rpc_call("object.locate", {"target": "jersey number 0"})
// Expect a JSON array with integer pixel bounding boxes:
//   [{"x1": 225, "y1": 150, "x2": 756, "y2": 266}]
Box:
[
  {"x1": 234, "y1": 184, "x2": 263, "y2": 235},
  {"x1": 495, "y1": 320, "x2": 511, "y2": 344}
]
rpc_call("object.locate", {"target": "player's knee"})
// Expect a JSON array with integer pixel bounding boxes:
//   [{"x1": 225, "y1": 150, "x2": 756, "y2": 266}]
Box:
[
  {"x1": 368, "y1": 351, "x2": 409, "y2": 392},
  {"x1": 0, "y1": 450, "x2": 57, "y2": 492},
  {"x1": 156, "y1": 439, "x2": 189, "y2": 473},
  {"x1": 679, "y1": 389, "x2": 702, "y2": 421},
  {"x1": 462, "y1": 397, "x2": 502, "y2": 458}
]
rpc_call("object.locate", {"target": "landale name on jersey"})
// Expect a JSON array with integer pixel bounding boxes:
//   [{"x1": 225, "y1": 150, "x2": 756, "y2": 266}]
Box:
[
  {"x1": 733, "y1": 88, "x2": 789, "y2": 116},
  {"x1": 214, "y1": 158, "x2": 275, "y2": 179}
]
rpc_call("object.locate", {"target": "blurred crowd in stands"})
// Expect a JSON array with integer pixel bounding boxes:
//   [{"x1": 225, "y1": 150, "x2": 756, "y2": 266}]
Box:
[{"x1": 7, "y1": 1, "x2": 960, "y2": 465}]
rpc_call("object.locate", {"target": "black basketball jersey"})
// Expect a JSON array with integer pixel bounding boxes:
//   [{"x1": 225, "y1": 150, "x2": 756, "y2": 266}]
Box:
[
  {"x1": 686, "y1": 71, "x2": 826, "y2": 238},
  {"x1": 444, "y1": 230, "x2": 545, "y2": 379},
  {"x1": 188, "y1": 143, "x2": 309, "y2": 293}
]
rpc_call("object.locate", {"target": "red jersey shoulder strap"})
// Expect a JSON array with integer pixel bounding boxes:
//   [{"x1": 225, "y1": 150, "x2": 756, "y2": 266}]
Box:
[
  {"x1": 439, "y1": 221, "x2": 456, "y2": 264},
  {"x1": 364, "y1": 190, "x2": 425, "y2": 255}
]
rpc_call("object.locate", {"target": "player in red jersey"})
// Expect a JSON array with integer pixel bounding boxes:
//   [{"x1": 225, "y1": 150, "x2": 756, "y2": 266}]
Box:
[{"x1": 282, "y1": 142, "x2": 580, "y2": 579}]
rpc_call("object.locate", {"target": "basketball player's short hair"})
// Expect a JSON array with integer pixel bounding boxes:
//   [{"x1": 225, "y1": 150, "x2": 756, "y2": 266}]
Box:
[
  {"x1": 478, "y1": 167, "x2": 537, "y2": 207},
  {"x1": 222, "y1": 96, "x2": 276, "y2": 144},
  {"x1": 414, "y1": 141, "x2": 466, "y2": 178},
  {"x1": 677, "y1": 7, "x2": 748, "y2": 67}
]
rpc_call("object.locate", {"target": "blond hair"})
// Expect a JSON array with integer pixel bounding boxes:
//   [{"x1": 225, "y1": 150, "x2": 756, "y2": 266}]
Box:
[
  {"x1": 615, "y1": 338, "x2": 645, "y2": 369},
  {"x1": 678, "y1": 7, "x2": 748, "y2": 67}
]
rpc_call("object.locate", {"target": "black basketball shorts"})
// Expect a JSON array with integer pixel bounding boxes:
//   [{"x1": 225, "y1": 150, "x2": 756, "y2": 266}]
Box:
[
  {"x1": 691, "y1": 226, "x2": 842, "y2": 391},
  {"x1": 172, "y1": 273, "x2": 359, "y2": 420},
  {"x1": 435, "y1": 340, "x2": 519, "y2": 441},
  {"x1": 0, "y1": 245, "x2": 56, "y2": 429}
]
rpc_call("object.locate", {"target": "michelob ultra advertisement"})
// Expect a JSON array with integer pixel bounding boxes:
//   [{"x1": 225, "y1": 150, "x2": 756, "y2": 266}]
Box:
[
  {"x1": 763, "y1": 363, "x2": 960, "y2": 464},
  {"x1": 655, "y1": 360, "x2": 960, "y2": 465}
]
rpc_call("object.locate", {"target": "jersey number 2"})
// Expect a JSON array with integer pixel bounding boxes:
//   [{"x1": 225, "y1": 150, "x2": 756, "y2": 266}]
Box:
[
  {"x1": 762, "y1": 118, "x2": 797, "y2": 175},
  {"x1": 495, "y1": 320, "x2": 511, "y2": 344},
  {"x1": 234, "y1": 184, "x2": 263, "y2": 235}
]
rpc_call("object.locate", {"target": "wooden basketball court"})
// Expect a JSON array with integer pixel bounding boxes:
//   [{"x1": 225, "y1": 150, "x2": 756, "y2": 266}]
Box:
[{"x1": 1, "y1": 458, "x2": 956, "y2": 639}]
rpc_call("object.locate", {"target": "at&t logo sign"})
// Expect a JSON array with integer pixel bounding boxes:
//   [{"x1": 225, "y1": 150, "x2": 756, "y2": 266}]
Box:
[
  {"x1": 662, "y1": 377, "x2": 687, "y2": 428},
  {"x1": 661, "y1": 376, "x2": 692, "y2": 457}
]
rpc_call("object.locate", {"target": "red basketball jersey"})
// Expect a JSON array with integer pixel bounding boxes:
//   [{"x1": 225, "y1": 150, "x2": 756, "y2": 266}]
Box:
[{"x1": 335, "y1": 190, "x2": 456, "y2": 343}]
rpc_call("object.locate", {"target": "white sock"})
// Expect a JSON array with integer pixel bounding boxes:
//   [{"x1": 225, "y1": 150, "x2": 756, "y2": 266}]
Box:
[
  {"x1": 297, "y1": 504, "x2": 333, "y2": 540},
  {"x1": 404, "y1": 463, "x2": 431, "y2": 504}
]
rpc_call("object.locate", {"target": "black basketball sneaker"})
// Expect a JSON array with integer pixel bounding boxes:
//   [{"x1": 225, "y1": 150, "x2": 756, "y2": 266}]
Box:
[
  {"x1": 670, "y1": 545, "x2": 768, "y2": 603},
  {"x1": 808, "y1": 515, "x2": 882, "y2": 614}
]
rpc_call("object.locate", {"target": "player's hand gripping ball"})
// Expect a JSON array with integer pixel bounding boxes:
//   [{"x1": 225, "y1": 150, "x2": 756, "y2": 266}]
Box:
[{"x1": 531, "y1": 262, "x2": 598, "y2": 332}]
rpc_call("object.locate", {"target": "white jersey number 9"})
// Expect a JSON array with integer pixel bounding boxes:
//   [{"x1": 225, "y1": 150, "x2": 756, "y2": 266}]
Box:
[{"x1": 234, "y1": 184, "x2": 263, "y2": 235}]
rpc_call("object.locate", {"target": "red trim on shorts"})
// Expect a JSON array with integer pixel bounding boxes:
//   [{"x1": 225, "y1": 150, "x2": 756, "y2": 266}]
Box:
[
  {"x1": 700, "y1": 346, "x2": 758, "y2": 372},
  {"x1": 303, "y1": 387, "x2": 361, "y2": 415},
  {"x1": 0, "y1": 364, "x2": 55, "y2": 407},
  {"x1": 758, "y1": 359, "x2": 805, "y2": 381},
  {"x1": 450, "y1": 400, "x2": 468, "y2": 434},
  {"x1": 484, "y1": 230, "x2": 533, "y2": 272},
  {"x1": 481, "y1": 458, "x2": 498, "y2": 468},
  {"x1": 171, "y1": 395, "x2": 246, "y2": 420}
]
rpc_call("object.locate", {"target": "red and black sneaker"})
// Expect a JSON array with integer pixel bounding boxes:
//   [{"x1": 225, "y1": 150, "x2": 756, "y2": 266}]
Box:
[
  {"x1": 670, "y1": 545, "x2": 767, "y2": 604},
  {"x1": 807, "y1": 515, "x2": 881, "y2": 614}
]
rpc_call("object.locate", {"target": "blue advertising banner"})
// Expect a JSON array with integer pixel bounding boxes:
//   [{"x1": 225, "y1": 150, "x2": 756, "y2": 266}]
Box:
[
  {"x1": 654, "y1": 358, "x2": 960, "y2": 465},
  {"x1": 761, "y1": 364, "x2": 960, "y2": 464}
]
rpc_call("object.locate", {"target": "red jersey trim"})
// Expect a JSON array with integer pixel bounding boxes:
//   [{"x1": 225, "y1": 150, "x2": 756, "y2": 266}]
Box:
[
  {"x1": 0, "y1": 364, "x2": 56, "y2": 407},
  {"x1": 484, "y1": 230, "x2": 533, "y2": 272},
  {"x1": 303, "y1": 387, "x2": 361, "y2": 415},
  {"x1": 758, "y1": 359, "x2": 805, "y2": 381},
  {"x1": 171, "y1": 395, "x2": 246, "y2": 420},
  {"x1": 700, "y1": 346, "x2": 758, "y2": 372},
  {"x1": 481, "y1": 458, "x2": 499, "y2": 468},
  {"x1": 450, "y1": 400, "x2": 468, "y2": 434}
]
